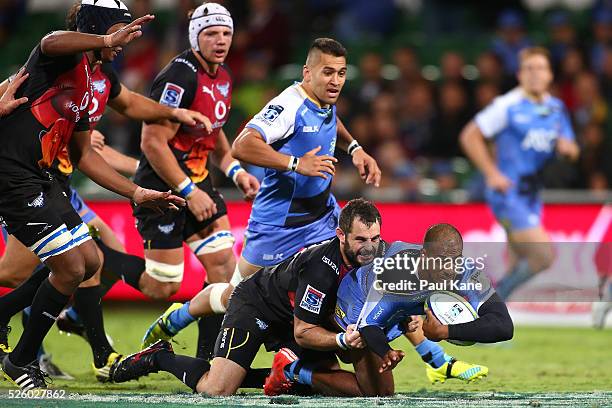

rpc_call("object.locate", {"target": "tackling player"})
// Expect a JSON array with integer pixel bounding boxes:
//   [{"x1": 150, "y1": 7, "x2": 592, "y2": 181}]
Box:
[
  {"x1": 460, "y1": 47, "x2": 579, "y2": 300},
  {"x1": 266, "y1": 224, "x2": 513, "y2": 396},
  {"x1": 0, "y1": 0, "x2": 184, "y2": 390},
  {"x1": 110, "y1": 199, "x2": 381, "y2": 396}
]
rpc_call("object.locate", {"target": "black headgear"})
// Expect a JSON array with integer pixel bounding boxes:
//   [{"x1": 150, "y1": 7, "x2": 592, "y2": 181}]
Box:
[{"x1": 76, "y1": 0, "x2": 132, "y2": 36}]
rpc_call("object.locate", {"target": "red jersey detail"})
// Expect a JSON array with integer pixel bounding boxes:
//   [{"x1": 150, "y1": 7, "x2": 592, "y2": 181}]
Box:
[
  {"x1": 288, "y1": 291, "x2": 296, "y2": 308},
  {"x1": 170, "y1": 67, "x2": 232, "y2": 183},
  {"x1": 55, "y1": 65, "x2": 110, "y2": 176},
  {"x1": 30, "y1": 55, "x2": 91, "y2": 169}
]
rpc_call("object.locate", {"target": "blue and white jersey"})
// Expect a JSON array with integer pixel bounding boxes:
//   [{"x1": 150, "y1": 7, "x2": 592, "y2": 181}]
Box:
[
  {"x1": 335, "y1": 241, "x2": 495, "y2": 342},
  {"x1": 245, "y1": 83, "x2": 339, "y2": 228},
  {"x1": 474, "y1": 88, "x2": 575, "y2": 184}
]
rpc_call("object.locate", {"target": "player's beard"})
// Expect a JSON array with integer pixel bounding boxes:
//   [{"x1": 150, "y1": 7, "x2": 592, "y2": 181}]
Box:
[{"x1": 343, "y1": 240, "x2": 377, "y2": 267}]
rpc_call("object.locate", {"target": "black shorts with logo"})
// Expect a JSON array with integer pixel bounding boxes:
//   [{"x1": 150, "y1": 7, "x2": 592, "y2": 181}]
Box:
[
  {"x1": 132, "y1": 176, "x2": 227, "y2": 250},
  {"x1": 215, "y1": 282, "x2": 337, "y2": 370}
]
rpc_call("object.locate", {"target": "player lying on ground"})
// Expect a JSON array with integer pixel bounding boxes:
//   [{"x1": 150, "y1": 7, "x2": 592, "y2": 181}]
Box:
[
  {"x1": 0, "y1": 0, "x2": 185, "y2": 391},
  {"x1": 460, "y1": 46, "x2": 579, "y2": 300},
  {"x1": 140, "y1": 37, "x2": 380, "y2": 353},
  {"x1": 110, "y1": 199, "x2": 381, "y2": 396},
  {"x1": 263, "y1": 224, "x2": 513, "y2": 396},
  {"x1": 0, "y1": 0, "x2": 210, "y2": 381}
]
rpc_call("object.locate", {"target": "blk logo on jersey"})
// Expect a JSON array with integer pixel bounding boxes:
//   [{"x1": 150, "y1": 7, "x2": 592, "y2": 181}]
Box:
[
  {"x1": 299, "y1": 285, "x2": 326, "y2": 314},
  {"x1": 160, "y1": 83, "x2": 185, "y2": 108},
  {"x1": 262, "y1": 105, "x2": 284, "y2": 122}
]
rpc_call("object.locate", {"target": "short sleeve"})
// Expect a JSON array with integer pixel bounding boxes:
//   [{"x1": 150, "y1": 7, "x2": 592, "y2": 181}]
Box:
[
  {"x1": 149, "y1": 61, "x2": 196, "y2": 110},
  {"x1": 294, "y1": 258, "x2": 338, "y2": 325},
  {"x1": 246, "y1": 94, "x2": 297, "y2": 144},
  {"x1": 475, "y1": 96, "x2": 510, "y2": 139},
  {"x1": 101, "y1": 64, "x2": 122, "y2": 100}
]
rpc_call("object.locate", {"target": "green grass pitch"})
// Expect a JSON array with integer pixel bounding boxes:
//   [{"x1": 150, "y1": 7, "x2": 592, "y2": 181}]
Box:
[{"x1": 0, "y1": 303, "x2": 610, "y2": 407}]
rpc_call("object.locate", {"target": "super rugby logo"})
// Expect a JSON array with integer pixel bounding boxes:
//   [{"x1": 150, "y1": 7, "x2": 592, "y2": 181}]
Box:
[
  {"x1": 160, "y1": 83, "x2": 184, "y2": 108},
  {"x1": 262, "y1": 105, "x2": 284, "y2": 122},
  {"x1": 299, "y1": 285, "x2": 326, "y2": 314}
]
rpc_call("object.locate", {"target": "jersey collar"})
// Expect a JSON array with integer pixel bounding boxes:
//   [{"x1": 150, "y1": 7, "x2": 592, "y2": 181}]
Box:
[{"x1": 296, "y1": 82, "x2": 330, "y2": 110}]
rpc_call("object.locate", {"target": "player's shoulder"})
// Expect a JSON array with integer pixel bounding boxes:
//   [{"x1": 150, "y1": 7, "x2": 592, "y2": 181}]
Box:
[
  {"x1": 170, "y1": 50, "x2": 199, "y2": 74},
  {"x1": 156, "y1": 50, "x2": 198, "y2": 83},
  {"x1": 491, "y1": 87, "x2": 525, "y2": 110},
  {"x1": 385, "y1": 241, "x2": 422, "y2": 257},
  {"x1": 263, "y1": 84, "x2": 308, "y2": 116}
]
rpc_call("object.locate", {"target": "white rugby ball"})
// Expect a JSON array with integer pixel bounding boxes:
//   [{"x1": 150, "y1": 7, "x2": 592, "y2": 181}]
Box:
[{"x1": 424, "y1": 291, "x2": 478, "y2": 346}]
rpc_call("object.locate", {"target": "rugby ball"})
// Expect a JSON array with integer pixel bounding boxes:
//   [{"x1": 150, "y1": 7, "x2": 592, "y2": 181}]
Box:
[{"x1": 424, "y1": 291, "x2": 478, "y2": 346}]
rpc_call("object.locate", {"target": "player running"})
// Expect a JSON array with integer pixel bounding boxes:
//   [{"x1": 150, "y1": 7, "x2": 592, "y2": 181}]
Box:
[
  {"x1": 0, "y1": 0, "x2": 184, "y2": 391},
  {"x1": 139, "y1": 37, "x2": 381, "y2": 351},
  {"x1": 0, "y1": 0, "x2": 211, "y2": 382},
  {"x1": 265, "y1": 224, "x2": 513, "y2": 396},
  {"x1": 460, "y1": 47, "x2": 579, "y2": 300},
  {"x1": 111, "y1": 199, "x2": 381, "y2": 396}
]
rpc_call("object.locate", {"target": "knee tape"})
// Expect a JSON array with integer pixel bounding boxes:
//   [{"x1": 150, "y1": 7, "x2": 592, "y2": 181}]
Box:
[
  {"x1": 189, "y1": 230, "x2": 235, "y2": 256},
  {"x1": 144, "y1": 258, "x2": 184, "y2": 283},
  {"x1": 209, "y1": 282, "x2": 230, "y2": 313}
]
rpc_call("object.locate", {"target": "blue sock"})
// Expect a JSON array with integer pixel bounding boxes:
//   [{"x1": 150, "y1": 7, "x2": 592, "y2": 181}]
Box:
[
  {"x1": 166, "y1": 302, "x2": 197, "y2": 334},
  {"x1": 284, "y1": 359, "x2": 313, "y2": 386},
  {"x1": 415, "y1": 339, "x2": 451, "y2": 369},
  {"x1": 66, "y1": 306, "x2": 81, "y2": 324},
  {"x1": 22, "y1": 307, "x2": 45, "y2": 358},
  {"x1": 496, "y1": 260, "x2": 533, "y2": 300}
]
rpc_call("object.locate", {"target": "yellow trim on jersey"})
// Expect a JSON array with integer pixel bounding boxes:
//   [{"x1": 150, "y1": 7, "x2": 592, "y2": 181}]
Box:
[{"x1": 296, "y1": 83, "x2": 328, "y2": 109}]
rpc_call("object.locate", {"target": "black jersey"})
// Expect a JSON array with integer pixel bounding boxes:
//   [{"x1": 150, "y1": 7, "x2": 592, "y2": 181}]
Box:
[
  {"x1": 0, "y1": 44, "x2": 91, "y2": 195},
  {"x1": 238, "y1": 237, "x2": 351, "y2": 328}
]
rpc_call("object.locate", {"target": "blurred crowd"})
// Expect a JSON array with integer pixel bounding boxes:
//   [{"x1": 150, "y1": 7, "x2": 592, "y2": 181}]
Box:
[{"x1": 2, "y1": 0, "x2": 612, "y2": 201}]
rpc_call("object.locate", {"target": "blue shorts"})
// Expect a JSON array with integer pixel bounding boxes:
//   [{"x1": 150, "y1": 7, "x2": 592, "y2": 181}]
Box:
[
  {"x1": 241, "y1": 206, "x2": 339, "y2": 267},
  {"x1": 68, "y1": 187, "x2": 97, "y2": 224},
  {"x1": 486, "y1": 188, "x2": 542, "y2": 232}
]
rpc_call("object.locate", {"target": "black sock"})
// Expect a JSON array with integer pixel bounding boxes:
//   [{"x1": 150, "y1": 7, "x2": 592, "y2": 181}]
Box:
[
  {"x1": 73, "y1": 285, "x2": 114, "y2": 367},
  {"x1": 240, "y1": 367, "x2": 270, "y2": 388},
  {"x1": 10, "y1": 279, "x2": 69, "y2": 367},
  {"x1": 155, "y1": 350, "x2": 210, "y2": 391},
  {"x1": 0, "y1": 266, "x2": 50, "y2": 326},
  {"x1": 97, "y1": 239, "x2": 145, "y2": 291},
  {"x1": 196, "y1": 282, "x2": 224, "y2": 360}
]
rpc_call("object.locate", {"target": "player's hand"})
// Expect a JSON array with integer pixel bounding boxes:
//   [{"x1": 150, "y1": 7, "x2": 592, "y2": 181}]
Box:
[
  {"x1": 296, "y1": 146, "x2": 337, "y2": 179},
  {"x1": 379, "y1": 349, "x2": 405, "y2": 373},
  {"x1": 133, "y1": 187, "x2": 185, "y2": 213},
  {"x1": 403, "y1": 316, "x2": 421, "y2": 333},
  {"x1": 422, "y1": 309, "x2": 449, "y2": 342},
  {"x1": 345, "y1": 324, "x2": 366, "y2": 349},
  {"x1": 485, "y1": 170, "x2": 512, "y2": 193},
  {"x1": 105, "y1": 15, "x2": 155, "y2": 48},
  {"x1": 0, "y1": 67, "x2": 29, "y2": 117},
  {"x1": 90, "y1": 129, "x2": 105, "y2": 151},
  {"x1": 352, "y1": 148, "x2": 381, "y2": 187},
  {"x1": 556, "y1": 137, "x2": 580, "y2": 162},
  {"x1": 172, "y1": 108, "x2": 213, "y2": 132},
  {"x1": 235, "y1": 171, "x2": 259, "y2": 201},
  {"x1": 186, "y1": 188, "x2": 217, "y2": 222}
]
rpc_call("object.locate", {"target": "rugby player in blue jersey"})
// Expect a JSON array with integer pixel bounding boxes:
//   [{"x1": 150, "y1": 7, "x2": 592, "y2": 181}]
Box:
[{"x1": 460, "y1": 47, "x2": 579, "y2": 300}]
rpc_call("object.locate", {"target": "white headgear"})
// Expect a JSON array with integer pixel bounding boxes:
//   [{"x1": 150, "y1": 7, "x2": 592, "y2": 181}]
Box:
[{"x1": 189, "y1": 2, "x2": 233, "y2": 51}]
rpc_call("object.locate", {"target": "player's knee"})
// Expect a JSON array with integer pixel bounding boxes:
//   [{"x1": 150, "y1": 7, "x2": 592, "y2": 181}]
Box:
[
  {"x1": 527, "y1": 245, "x2": 554, "y2": 272},
  {"x1": 60, "y1": 261, "x2": 88, "y2": 287},
  {"x1": 142, "y1": 280, "x2": 180, "y2": 300},
  {"x1": 199, "y1": 381, "x2": 235, "y2": 396},
  {"x1": 207, "y1": 282, "x2": 230, "y2": 313},
  {"x1": 189, "y1": 231, "x2": 235, "y2": 281},
  {"x1": 82, "y1": 252, "x2": 101, "y2": 281},
  {"x1": 144, "y1": 258, "x2": 184, "y2": 285}
]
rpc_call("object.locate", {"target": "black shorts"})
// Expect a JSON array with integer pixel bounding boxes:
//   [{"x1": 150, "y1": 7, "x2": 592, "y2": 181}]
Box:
[
  {"x1": 215, "y1": 284, "x2": 336, "y2": 370},
  {"x1": 133, "y1": 176, "x2": 228, "y2": 250},
  {"x1": 0, "y1": 174, "x2": 85, "y2": 261}
]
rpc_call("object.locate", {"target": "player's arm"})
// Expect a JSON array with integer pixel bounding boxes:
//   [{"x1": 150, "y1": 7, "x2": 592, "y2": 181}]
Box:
[
  {"x1": 423, "y1": 293, "x2": 514, "y2": 343},
  {"x1": 69, "y1": 129, "x2": 184, "y2": 211},
  {"x1": 555, "y1": 106, "x2": 580, "y2": 162},
  {"x1": 336, "y1": 117, "x2": 381, "y2": 187},
  {"x1": 108, "y1": 84, "x2": 211, "y2": 128},
  {"x1": 210, "y1": 129, "x2": 259, "y2": 200},
  {"x1": 294, "y1": 317, "x2": 363, "y2": 351},
  {"x1": 459, "y1": 120, "x2": 512, "y2": 193},
  {"x1": 40, "y1": 15, "x2": 154, "y2": 57},
  {"x1": 232, "y1": 127, "x2": 336, "y2": 179},
  {"x1": 91, "y1": 130, "x2": 139, "y2": 176}
]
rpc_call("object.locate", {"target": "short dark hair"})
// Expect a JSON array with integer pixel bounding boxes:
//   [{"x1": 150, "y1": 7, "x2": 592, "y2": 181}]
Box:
[
  {"x1": 309, "y1": 38, "x2": 347, "y2": 59},
  {"x1": 423, "y1": 223, "x2": 463, "y2": 256},
  {"x1": 339, "y1": 198, "x2": 381, "y2": 234}
]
